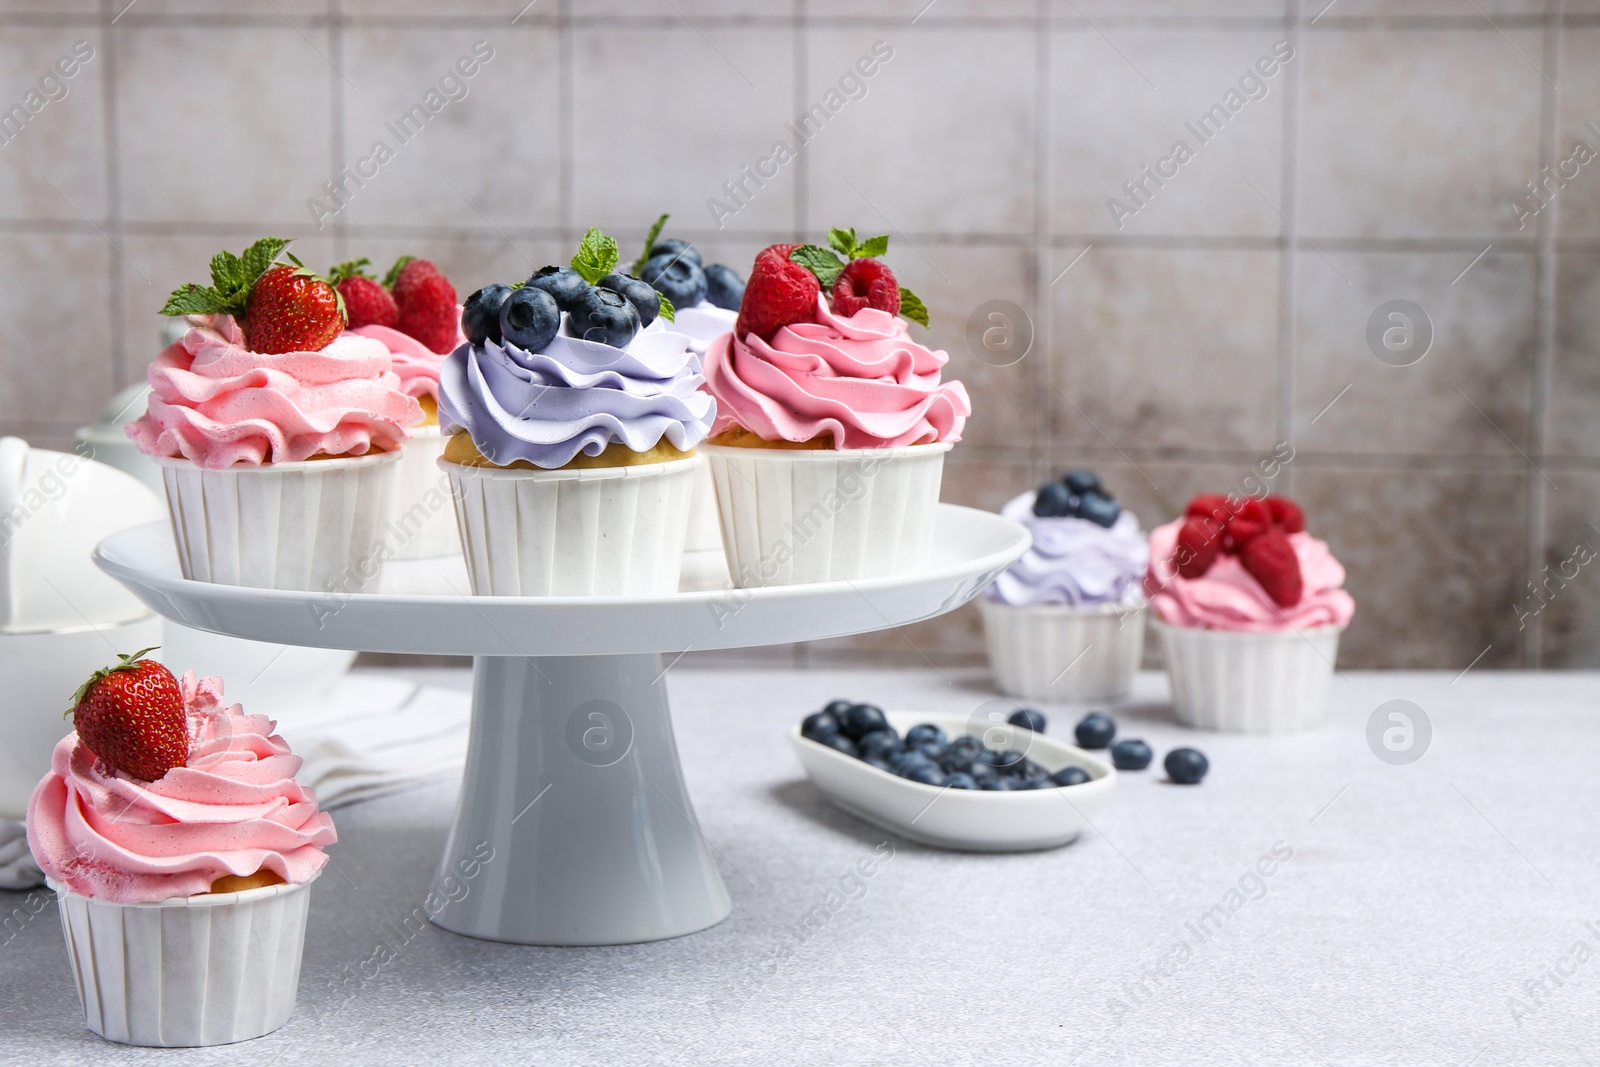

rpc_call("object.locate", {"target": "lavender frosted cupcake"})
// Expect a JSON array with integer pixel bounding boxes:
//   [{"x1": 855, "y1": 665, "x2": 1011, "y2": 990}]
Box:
[{"x1": 980, "y1": 470, "x2": 1148, "y2": 701}]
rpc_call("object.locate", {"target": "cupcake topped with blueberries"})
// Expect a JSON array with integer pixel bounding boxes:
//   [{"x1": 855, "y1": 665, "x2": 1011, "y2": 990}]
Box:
[
  {"x1": 989, "y1": 469, "x2": 1148, "y2": 608},
  {"x1": 632, "y1": 213, "x2": 744, "y2": 357},
  {"x1": 440, "y1": 227, "x2": 714, "y2": 470}
]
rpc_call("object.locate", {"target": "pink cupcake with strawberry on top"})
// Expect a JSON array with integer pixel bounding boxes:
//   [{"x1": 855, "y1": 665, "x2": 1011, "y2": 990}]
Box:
[
  {"x1": 1145, "y1": 493, "x2": 1355, "y2": 732},
  {"x1": 701, "y1": 227, "x2": 971, "y2": 587},
  {"x1": 332, "y1": 256, "x2": 467, "y2": 560},
  {"x1": 127, "y1": 237, "x2": 422, "y2": 592}
]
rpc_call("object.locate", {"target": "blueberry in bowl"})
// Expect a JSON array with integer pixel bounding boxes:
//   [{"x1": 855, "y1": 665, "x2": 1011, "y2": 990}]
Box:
[
  {"x1": 1007, "y1": 707, "x2": 1047, "y2": 733},
  {"x1": 857, "y1": 729, "x2": 901, "y2": 762},
  {"x1": 904, "y1": 723, "x2": 947, "y2": 749},
  {"x1": 800, "y1": 710, "x2": 840, "y2": 744},
  {"x1": 840, "y1": 703, "x2": 889, "y2": 740},
  {"x1": 1050, "y1": 766, "x2": 1091, "y2": 787}
]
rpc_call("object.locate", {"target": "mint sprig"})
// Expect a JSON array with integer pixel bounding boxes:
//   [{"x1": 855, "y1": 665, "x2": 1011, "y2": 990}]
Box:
[
  {"x1": 898, "y1": 287, "x2": 929, "y2": 328},
  {"x1": 161, "y1": 236, "x2": 291, "y2": 318},
  {"x1": 657, "y1": 292, "x2": 675, "y2": 323},
  {"x1": 790, "y1": 244, "x2": 847, "y2": 288},
  {"x1": 632, "y1": 213, "x2": 669, "y2": 277},
  {"x1": 571, "y1": 227, "x2": 620, "y2": 285}
]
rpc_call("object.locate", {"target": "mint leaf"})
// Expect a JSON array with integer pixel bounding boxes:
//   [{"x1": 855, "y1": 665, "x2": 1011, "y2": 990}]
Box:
[
  {"x1": 239, "y1": 237, "x2": 290, "y2": 287},
  {"x1": 826, "y1": 228, "x2": 857, "y2": 258},
  {"x1": 572, "y1": 227, "x2": 620, "y2": 285},
  {"x1": 209, "y1": 250, "x2": 246, "y2": 295},
  {"x1": 657, "y1": 292, "x2": 675, "y2": 323},
  {"x1": 161, "y1": 283, "x2": 232, "y2": 317},
  {"x1": 898, "y1": 287, "x2": 929, "y2": 328},
  {"x1": 633, "y1": 213, "x2": 669, "y2": 276},
  {"x1": 790, "y1": 244, "x2": 847, "y2": 288},
  {"x1": 383, "y1": 255, "x2": 417, "y2": 290},
  {"x1": 855, "y1": 233, "x2": 889, "y2": 258}
]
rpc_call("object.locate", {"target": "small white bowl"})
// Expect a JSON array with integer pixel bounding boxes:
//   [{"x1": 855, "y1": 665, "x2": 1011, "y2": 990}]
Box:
[{"x1": 789, "y1": 710, "x2": 1115, "y2": 852}]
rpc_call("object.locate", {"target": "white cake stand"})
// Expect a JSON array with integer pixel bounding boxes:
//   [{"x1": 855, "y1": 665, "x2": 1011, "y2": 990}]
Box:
[{"x1": 94, "y1": 506, "x2": 1028, "y2": 946}]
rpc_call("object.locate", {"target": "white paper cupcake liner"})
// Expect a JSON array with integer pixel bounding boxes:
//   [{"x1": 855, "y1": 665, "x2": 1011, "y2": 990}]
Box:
[
  {"x1": 50, "y1": 876, "x2": 316, "y2": 1048},
  {"x1": 442, "y1": 454, "x2": 702, "y2": 596},
  {"x1": 702, "y1": 441, "x2": 951, "y2": 589},
  {"x1": 680, "y1": 460, "x2": 730, "y2": 590},
  {"x1": 1153, "y1": 620, "x2": 1343, "y2": 733},
  {"x1": 385, "y1": 425, "x2": 460, "y2": 560},
  {"x1": 980, "y1": 598, "x2": 1146, "y2": 702},
  {"x1": 157, "y1": 452, "x2": 400, "y2": 593}
]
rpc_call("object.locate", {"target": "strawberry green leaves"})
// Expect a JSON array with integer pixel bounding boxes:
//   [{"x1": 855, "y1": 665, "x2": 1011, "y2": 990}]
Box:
[
  {"x1": 162, "y1": 236, "x2": 291, "y2": 318},
  {"x1": 571, "y1": 227, "x2": 621, "y2": 286}
]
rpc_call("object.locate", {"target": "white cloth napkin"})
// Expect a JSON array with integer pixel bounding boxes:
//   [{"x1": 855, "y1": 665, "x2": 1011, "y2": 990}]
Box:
[{"x1": 0, "y1": 672, "x2": 470, "y2": 892}]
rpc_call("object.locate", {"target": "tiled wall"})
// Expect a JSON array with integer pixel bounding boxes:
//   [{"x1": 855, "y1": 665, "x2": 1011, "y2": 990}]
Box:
[{"x1": 1, "y1": 0, "x2": 1593, "y2": 670}]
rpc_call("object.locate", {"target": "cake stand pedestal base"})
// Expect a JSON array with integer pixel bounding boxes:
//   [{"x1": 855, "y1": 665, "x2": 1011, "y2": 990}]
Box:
[{"x1": 429, "y1": 654, "x2": 732, "y2": 946}]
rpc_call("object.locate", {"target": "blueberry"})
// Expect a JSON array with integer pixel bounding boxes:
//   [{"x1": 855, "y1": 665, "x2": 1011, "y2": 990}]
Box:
[
  {"x1": 1111, "y1": 739, "x2": 1153, "y2": 771},
  {"x1": 822, "y1": 699, "x2": 854, "y2": 719},
  {"x1": 641, "y1": 253, "x2": 708, "y2": 310},
  {"x1": 1077, "y1": 491, "x2": 1122, "y2": 529},
  {"x1": 596, "y1": 272, "x2": 661, "y2": 328},
  {"x1": 857, "y1": 729, "x2": 901, "y2": 762},
  {"x1": 979, "y1": 776, "x2": 1012, "y2": 791},
  {"x1": 821, "y1": 734, "x2": 856, "y2": 758},
  {"x1": 800, "y1": 711, "x2": 840, "y2": 743},
  {"x1": 973, "y1": 747, "x2": 1008, "y2": 769},
  {"x1": 940, "y1": 736, "x2": 983, "y2": 770},
  {"x1": 462, "y1": 284, "x2": 513, "y2": 346},
  {"x1": 840, "y1": 703, "x2": 889, "y2": 740},
  {"x1": 650, "y1": 239, "x2": 701, "y2": 267},
  {"x1": 1050, "y1": 766, "x2": 1092, "y2": 787},
  {"x1": 865, "y1": 757, "x2": 893, "y2": 773},
  {"x1": 904, "y1": 723, "x2": 947, "y2": 749},
  {"x1": 898, "y1": 762, "x2": 944, "y2": 786},
  {"x1": 942, "y1": 772, "x2": 978, "y2": 790},
  {"x1": 890, "y1": 750, "x2": 935, "y2": 775},
  {"x1": 1033, "y1": 482, "x2": 1073, "y2": 518},
  {"x1": 567, "y1": 286, "x2": 641, "y2": 348},
  {"x1": 911, "y1": 740, "x2": 945, "y2": 762},
  {"x1": 498, "y1": 285, "x2": 560, "y2": 353},
  {"x1": 1017, "y1": 759, "x2": 1050, "y2": 781},
  {"x1": 1007, "y1": 708, "x2": 1047, "y2": 733},
  {"x1": 1075, "y1": 713, "x2": 1116, "y2": 750},
  {"x1": 968, "y1": 761, "x2": 998, "y2": 783},
  {"x1": 1063, "y1": 469, "x2": 1101, "y2": 496},
  {"x1": 1165, "y1": 747, "x2": 1209, "y2": 785},
  {"x1": 524, "y1": 265, "x2": 589, "y2": 312},
  {"x1": 704, "y1": 263, "x2": 745, "y2": 310},
  {"x1": 995, "y1": 750, "x2": 1030, "y2": 774}
]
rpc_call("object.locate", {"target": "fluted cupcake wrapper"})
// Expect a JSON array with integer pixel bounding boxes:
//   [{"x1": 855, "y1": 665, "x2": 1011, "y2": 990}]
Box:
[
  {"x1": 386, "y1": 425, "x2": 461, "y2": 560},
  {"x1": 441, "y1": 454, "x2": 701, "y2": 596},
  {"x1": 980, "y1": 599, "x2": 1146, "y2": 702},
  {"x1": 1153, "y1": 620, "x2": 1343, "y2": 733},
  {"x1": 702, "y1": 442, "x2": 950, "y2": 589},
  {"x1": 157, "y1": 452, "x2": 400, "y2": 593},
  {"x1": 50, "y1": 877, "x2": 316, "y2": 1048}
]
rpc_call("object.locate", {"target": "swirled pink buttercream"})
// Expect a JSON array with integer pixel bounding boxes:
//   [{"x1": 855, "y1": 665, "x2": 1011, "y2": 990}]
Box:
[{"x1": 351, "y1": 308, "x2": 466, "y2": 402}]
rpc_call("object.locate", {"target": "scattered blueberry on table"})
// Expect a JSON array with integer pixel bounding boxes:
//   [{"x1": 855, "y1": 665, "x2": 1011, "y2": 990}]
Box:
[
  {"x1": 1164, "y1": 748, "x2": 1209, "y2": 785},
  {"x1": 1110, "y1": 739, "x2": 1153, "y2": 771},
  {"x1": 1074, "y1": 713, "x2": 1116, "y2": 750}
]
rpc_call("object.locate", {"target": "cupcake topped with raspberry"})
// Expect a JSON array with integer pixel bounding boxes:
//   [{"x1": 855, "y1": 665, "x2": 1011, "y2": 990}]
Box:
[
  {"x1": 126, "y1": 237, "x2": 423, "y2": 468},
  {"x1": 990, "y1": 469, "x2": 1148, "y2": 608},
  {"x1": 1145, "y1": 494, "x2": 1354, "y2": 632},
  {"x1": 629, "y1": 214, "x2": 745, "y2": 357},
  {"x1": 703, "y1": 227, "x2": 970, "y2": 448},
  {"x1": 334, "y1": 255, "x2": 467, "y2": 422},
  {"x1": 27, "y1": 649, "x2": 336, "y2": 904}
]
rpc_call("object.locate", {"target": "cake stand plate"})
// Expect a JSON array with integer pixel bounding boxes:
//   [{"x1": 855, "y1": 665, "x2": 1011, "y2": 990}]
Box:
[{"x1": 95, "y1": 506, "x2": 1029, "y2": 946}]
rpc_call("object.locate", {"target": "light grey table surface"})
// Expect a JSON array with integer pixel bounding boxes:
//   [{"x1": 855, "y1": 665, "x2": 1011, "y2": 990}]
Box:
[{"x1": 1, "y1": 666, "x2": 1596, "y2": 1066}]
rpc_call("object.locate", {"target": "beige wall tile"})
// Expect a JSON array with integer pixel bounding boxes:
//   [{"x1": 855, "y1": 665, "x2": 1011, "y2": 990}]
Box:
[
  {"x1": 0, "y1": 28, "x2": 107, "y2": 222},
  {"x1": 1053, "y1": 0, "x2": 1284, "y2": 14},
  {"x1": 0, "y1": 234, "x2": 114, "y2": 427},
  {"x1": 1552, "y1": 27, "x2": 1600, "y2": 240},
  {"x1": 1548, "y1": 252, "x2": 1600, "y2": 458},
  {"x1": 1534, "y1": 471, "x2": 1600, "y2": 668},
  {"x1": 1294, "y1": 249, "x2": 1537, "y2": 456},
  {"x1": 1298, "y1": 27, "x2": 1545, "y2": 239},
  {"x1": 1048, "y1": 247, "x2": 1281, "y2": 452},
  {"x1": 1050, "y1": 27, "x2": 1291, "y2": 237}
]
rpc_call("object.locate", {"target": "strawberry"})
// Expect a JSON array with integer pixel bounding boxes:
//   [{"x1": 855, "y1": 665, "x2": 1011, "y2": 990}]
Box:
[
  {"x1": 1241, "y1": 529, "x2": 1304, "y2": 607},
  {"x1": 386, "y1": 256, "x2": 440, "y2": 308},
  {"x1": 329, "y1": 258, "x2": 398, "y2": 330},
  {"x1": 395, "y1": 272, "x2": 460, "y2": 353},
  {"x1": 1173, "y1": 517, "x2": 1222, "y2": 579},
  {"x1": 1232, "y1": 498, "x2": 1271, "y2": 527},
  {"x1": 1184, "y1": 493, "x2": 1230, "y2": 524},
  {"x1": 67, "y1": 648, "x2": 188, "y2": 782},
  {"x1": 1265, "y1": 495, "x2": 1306, "y2": 534},
  {"x1": 831, "y1": 258, "x2": 901, "y2": 318},
  {"x1": 245, "y1": 263, "x2": 346, "y2": 354},
  {"x1": 737, "y1": 253, "x2": 819, "y2": 342}
]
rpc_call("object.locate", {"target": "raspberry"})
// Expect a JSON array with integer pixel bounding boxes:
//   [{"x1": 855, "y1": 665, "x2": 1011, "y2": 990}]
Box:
[
  {"x1": 756, "y1": 243, "x2": 802, "y2": 268},
  {"x1": 1184, "y1": 493, "x2": 1230, "y2": 526},
  {"x1": 737, "y1": 254, "x2": 819, "y2": 342},
  {"x1": 1241, "y1": 528, "x2": 1303, "y2": 607},
  {"x1": 1265, "y1": 495, "x2": 1306, "y2": 533},
  {"x1": 337, "y1": 276, "x2": 398, "y2": 330},
  {"x1": 1232, "y1": 498, "x2": 1271, "y2": 527},
  {"x1": 830, "y1": 258, "x2": 901, "y2": 318},
  {"x1": 1223, "y1": 519, "x2": 1267, "y2": 555},
  {"x1": 1173, "y1": 517, "x2": 1221, "y2": 579},
  {"x1": 395, "y1": 273, "x2": 460, "y2": 353}
]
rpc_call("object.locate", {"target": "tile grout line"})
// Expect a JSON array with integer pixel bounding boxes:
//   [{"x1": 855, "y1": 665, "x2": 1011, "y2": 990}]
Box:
[
  {"x1": 1034, "y1": 0, "x2": 1052, "y2": 488},
  {"x1": 1276, "y1": 0, "x2": 1303, "y2": 495},
  {"x1": 328, "y1": 0, "x2": 348, "y2": 264},
  {"x1": 100, "y1": 0, "x2": 125, "y2": 390},
  {"x1": 558, "y1": 0, "x2": 575, "y2": 249}
]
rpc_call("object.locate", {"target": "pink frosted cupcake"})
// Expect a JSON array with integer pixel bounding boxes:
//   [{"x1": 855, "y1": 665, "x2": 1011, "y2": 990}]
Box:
[
  {"x1": 28, "y1": 652, "x2": 336, "y2": 1046},
  {"x1": 1145, "y1": 494, "x2": 1355, "y2": 732},
  {"x1": 126, "y1": 239, "x2": 422, "y2": 591},
  {"x1": 702, "y1": 233, "x2": 970, "y2": 587}
]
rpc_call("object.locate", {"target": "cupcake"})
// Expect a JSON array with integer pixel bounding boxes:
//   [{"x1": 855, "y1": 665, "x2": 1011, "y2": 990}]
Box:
[
  {"x1": 127, "y1": 238, "x2": 422, "y2": 592},
  {"x1": 27, "y1": 650, "x2": 336, "y2": 1046},
  {"x1": 438, "y1": 228, "x2": 713, "y2": 596},
  {"x1": 701, "y1": 229, "x2": 970, "y2": 587},
  {"x1": 980, "y1": 470, "x2": 1149, "y2": 702},
  {"x1": 335, "y1": 256, "x2": 467, "y2": 560},
  {"x1": 1145, "y1": 494, "x2": 1355, "y2": 732}
]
